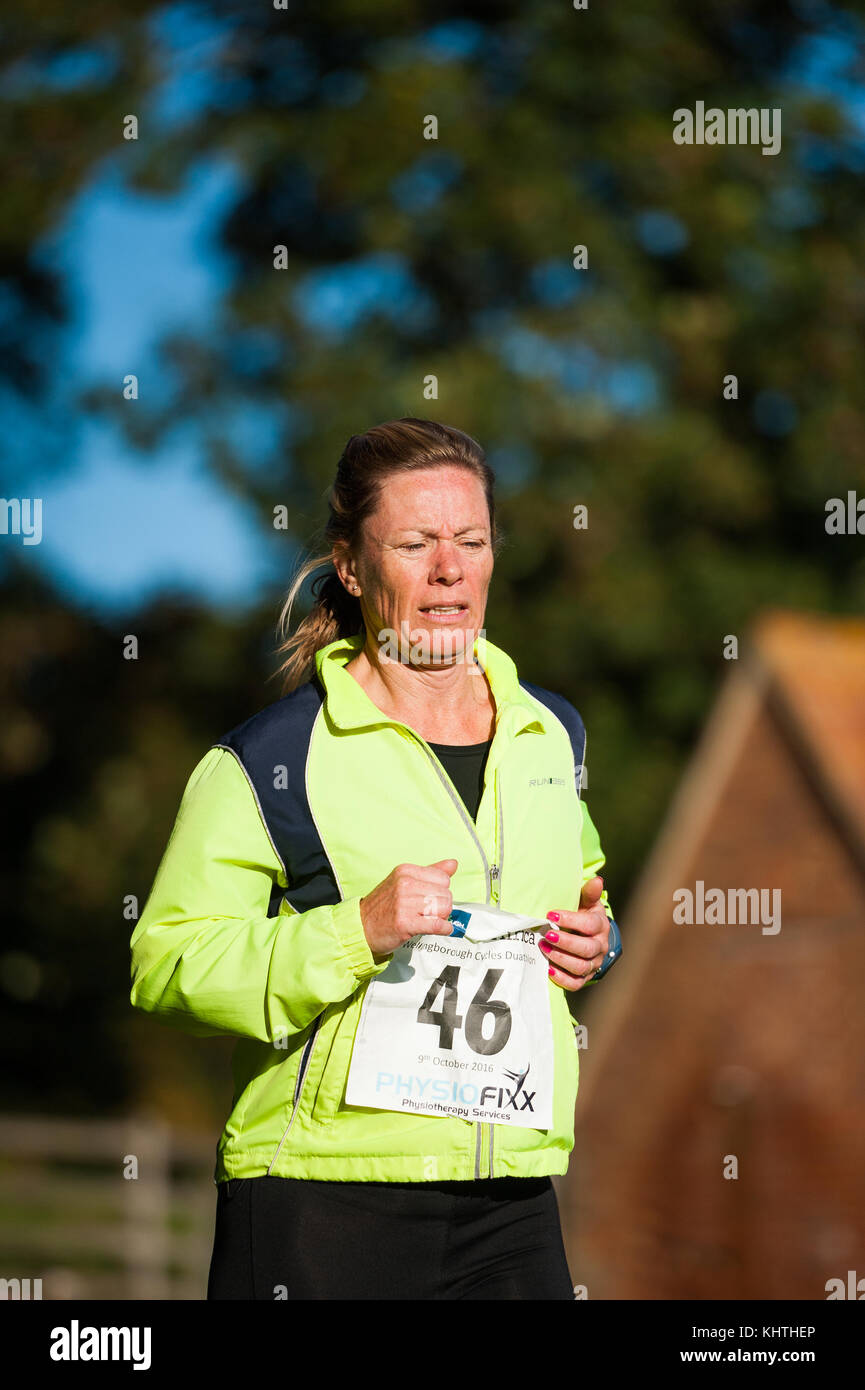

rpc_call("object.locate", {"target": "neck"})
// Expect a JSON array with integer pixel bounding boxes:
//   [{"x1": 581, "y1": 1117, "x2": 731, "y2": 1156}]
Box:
[{"x1": 345, "y1": 631, "x2": 494, "y2": 737}]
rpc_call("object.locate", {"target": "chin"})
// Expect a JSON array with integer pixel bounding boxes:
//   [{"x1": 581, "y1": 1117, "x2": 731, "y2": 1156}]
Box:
[{"x1": 381, "y1": 621, "x2": 476, "y2": 667}]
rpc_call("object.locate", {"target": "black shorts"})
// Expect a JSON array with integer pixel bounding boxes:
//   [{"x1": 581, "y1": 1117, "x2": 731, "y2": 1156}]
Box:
[{"x1": 206, "y1": 1173, "x2": 574, "y2": 1300}]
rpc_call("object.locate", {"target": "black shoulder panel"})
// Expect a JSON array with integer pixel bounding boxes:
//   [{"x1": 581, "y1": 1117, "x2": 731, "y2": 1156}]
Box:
[
  {"x1": 213, "y1": 675, "x2": 340, "y2": 915},
  {"x1": 518, "y1": 680, "x2": 586, "y2": 798}
]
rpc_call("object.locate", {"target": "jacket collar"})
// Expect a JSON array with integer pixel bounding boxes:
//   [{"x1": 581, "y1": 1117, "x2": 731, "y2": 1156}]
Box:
[{"x1": 313, "y1": 630, "x2": 546, "y2": 737}]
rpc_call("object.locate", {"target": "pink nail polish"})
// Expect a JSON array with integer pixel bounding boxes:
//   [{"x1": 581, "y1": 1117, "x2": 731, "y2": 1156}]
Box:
[
  {"x1": 548, "y1": 967, "x2": 555, "y2": 978},
  {"x1": 545, "y1": 930, "x2": 559, "y2": 943},
  {"x1": 539, "y1": 940, "x2": 551, "y2": 952},
  {"x1": 547, "y1": 912, "x2": 560, "y2": 923}
]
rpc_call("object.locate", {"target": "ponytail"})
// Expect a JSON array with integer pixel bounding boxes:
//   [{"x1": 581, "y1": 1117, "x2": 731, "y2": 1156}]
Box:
[{"x1": 273, "y1": 551, "x2": 364, "y2": 695}]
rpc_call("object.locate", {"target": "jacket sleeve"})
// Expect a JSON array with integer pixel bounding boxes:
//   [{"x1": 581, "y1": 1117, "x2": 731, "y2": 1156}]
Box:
[
  {"x1": 129, "y1": 746, "x2": 391, "y2": 1042},
  {"x1": 576, "y1": 798, "x2": 619, "y2": 991}
]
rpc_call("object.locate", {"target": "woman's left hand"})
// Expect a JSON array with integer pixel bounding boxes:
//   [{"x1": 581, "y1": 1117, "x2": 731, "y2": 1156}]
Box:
[{"x1": 540, "y1": 876, "x2": 610, "y2": 990}]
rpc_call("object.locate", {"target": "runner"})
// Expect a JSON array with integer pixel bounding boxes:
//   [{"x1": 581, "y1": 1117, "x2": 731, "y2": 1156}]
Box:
[{"x1": 130, "y1": 417, "x2": 621, "y2": 1300}]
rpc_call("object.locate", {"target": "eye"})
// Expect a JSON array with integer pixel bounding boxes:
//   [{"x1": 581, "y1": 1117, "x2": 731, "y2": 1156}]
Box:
[{"x1": 399, "y1": 538, "x2": 485, "y2": 551}]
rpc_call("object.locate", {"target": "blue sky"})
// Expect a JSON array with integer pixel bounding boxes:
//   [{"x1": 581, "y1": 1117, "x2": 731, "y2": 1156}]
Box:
[{"x1": 4, "y1": 152, "x2": 290, "y2": 617}]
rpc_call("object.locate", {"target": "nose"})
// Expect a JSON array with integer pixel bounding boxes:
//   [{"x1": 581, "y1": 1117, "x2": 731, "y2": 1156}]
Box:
[{"x1": 429, "y1": 539, "x2": 464, "y2": 582}]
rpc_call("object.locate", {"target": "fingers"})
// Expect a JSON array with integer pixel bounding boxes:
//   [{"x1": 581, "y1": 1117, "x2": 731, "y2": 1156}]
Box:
[
  {"x1": 546, "y1": 957, "x2": 600, "y2": 991},
  {"x1": 410, "y1": 862, "x2": 459, "y2": 933},
  {"x1": 363, "y1": 861, "x2": 459, "y2": 955},
  {"x1": 547, "y1": 893, "x2": 607, "y2": 935},
  {"x1": 426, "y1": 859, "x2": 459, "y2": 877},
  {"x1": 401, "y1": 860, "x2": 458, "y2": 896},
  {"x1": 541, "y1": 940, "x2": 602, "y2": 979},
  {"x1": 541, "y1": 920, "x2": 605, "y2": 986},
  {"x1": 578, "y1": 875, "x2": 604, "y2": 908},
  {"x1": 418, "y1": 891, "x2": 457, "y2": 933},
  {"x1": 390, "y1": 862, "x2": 457, "y2": 935},
  {"x1": 541, "y1": 897, "x2": 609, "y2": 979}
]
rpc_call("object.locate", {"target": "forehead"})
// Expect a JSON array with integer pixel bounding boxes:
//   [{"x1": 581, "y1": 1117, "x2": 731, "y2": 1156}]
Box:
[{"x1": 368, "y1": 465, "x2": 489, "y2": 532}]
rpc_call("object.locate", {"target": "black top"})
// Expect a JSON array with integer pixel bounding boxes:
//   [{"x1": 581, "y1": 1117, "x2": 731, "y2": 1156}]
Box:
[{"x1": 427, "y1": 739, "x2": 493, "y2": 822}]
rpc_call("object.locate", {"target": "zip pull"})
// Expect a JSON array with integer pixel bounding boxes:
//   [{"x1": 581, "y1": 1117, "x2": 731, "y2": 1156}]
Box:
[{"x1": 490, "y1": 864, "x2": 500, "y2": 903}]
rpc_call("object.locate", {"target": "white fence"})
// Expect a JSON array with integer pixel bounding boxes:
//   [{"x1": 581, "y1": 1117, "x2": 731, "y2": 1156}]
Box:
[{"x1": 0, "y1": 1113, "x2": 216, "y2": 1300}]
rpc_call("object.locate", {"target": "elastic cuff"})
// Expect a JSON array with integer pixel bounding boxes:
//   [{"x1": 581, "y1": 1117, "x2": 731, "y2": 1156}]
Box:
[{"x1": 329, "y1": 896, "x2": 391, "y2": 981}]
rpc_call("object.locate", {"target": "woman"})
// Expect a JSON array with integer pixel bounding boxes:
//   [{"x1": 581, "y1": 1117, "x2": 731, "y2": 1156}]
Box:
[{"x1": 130, "y1": 417, "x2": 621, "y2": 1300}]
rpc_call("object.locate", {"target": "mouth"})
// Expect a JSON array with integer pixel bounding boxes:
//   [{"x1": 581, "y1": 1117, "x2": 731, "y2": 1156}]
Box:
[{"x1": 419, "y1": 603, "x2": 470, "y2": 623}]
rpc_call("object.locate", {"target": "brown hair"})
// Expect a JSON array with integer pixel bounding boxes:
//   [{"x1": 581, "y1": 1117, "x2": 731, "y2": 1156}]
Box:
[{"x1": 273, "y1": 417, "x2": 503, "y2": 694}]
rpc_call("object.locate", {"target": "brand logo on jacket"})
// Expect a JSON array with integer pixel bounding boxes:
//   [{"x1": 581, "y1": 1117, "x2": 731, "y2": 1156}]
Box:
[{"x1": 528, "y1": 776, "x2": 567, "y2": 788}]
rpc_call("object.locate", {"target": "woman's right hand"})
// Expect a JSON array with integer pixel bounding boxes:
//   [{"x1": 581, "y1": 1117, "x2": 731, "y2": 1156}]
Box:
[{"x1": 360, "y1": 859, "x2": 459, "y2": 960}]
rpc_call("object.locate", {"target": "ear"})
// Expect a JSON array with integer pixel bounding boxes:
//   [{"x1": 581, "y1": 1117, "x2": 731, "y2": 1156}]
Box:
[{"x1": 331, "y1": 542, "x2": 359, "y2": 594}]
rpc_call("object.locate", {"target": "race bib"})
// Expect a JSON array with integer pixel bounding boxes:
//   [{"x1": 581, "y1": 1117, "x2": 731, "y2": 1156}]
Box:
[{"x1": 345, "y1": 902, "x2": 555, "y2": 1128}]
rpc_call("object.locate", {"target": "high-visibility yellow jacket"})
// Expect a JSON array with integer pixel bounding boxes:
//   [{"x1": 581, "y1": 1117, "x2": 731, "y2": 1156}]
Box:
[{"x1": 130, "y1": 632, "x2": 620, "y2": 1184}]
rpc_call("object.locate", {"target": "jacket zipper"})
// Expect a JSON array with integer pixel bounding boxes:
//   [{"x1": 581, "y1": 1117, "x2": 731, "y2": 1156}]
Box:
[
  {"x1": 404, "y1": 730, "x2": 499, "y2": 903},
  {"x1": 403, "y1": 729, "x2": 503, "y2": 1180}
]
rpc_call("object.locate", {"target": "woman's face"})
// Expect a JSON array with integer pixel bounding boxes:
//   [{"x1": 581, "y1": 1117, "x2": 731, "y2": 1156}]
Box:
[{"x1": 338, "y1": 464, "x2": 494, "y2": 667}]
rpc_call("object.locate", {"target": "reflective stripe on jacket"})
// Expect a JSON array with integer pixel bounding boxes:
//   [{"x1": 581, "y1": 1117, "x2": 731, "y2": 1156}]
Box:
[{"x1": 130, "y1": 632, "x2": 618, "y2": 1183}]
